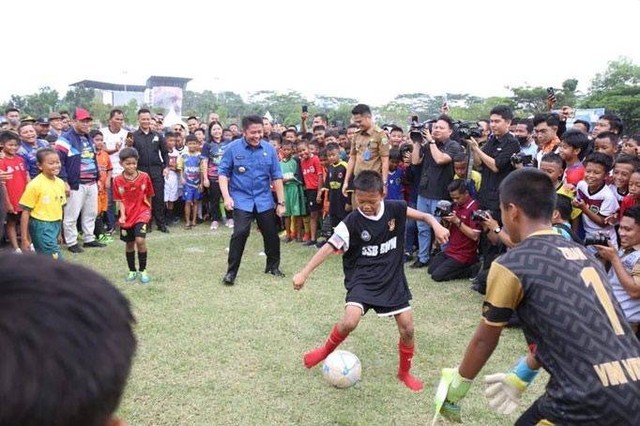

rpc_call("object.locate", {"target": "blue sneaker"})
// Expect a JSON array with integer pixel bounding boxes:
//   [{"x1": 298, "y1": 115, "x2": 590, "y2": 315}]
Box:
[
  {"x1": 126, "y1": 271, "x2": 137, "y2": 282},
  {"x1": 139, "y1": 271, "x2": 151, "y2": 284}
]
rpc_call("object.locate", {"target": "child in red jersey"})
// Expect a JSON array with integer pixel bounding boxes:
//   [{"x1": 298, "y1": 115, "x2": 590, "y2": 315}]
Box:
[
  {"x1": 0, "y1": 131, "x2": 29, "y2": 252},
  {"x1": 112, "y1": 148, "x2": 154, "y2": 284}
]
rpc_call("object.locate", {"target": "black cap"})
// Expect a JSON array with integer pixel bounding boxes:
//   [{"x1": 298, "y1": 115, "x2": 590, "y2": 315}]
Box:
[{"x1": 36, "y1": 117, "x2": 50, "y2": 125}]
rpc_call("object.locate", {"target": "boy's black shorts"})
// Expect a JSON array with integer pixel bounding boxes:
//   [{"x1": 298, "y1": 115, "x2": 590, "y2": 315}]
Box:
[
  {"x1": 345, "y1": 300, "x2": 411, "y2": 317},
  {"x1": 120, "y1": 222, "x2": 148, "y2": 242},
  {"x1": 305, "y1": 189, "x2": 322, "y2": 212}
]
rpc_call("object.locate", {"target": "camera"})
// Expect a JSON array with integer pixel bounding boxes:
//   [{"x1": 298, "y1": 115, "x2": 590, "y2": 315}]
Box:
[
  {"x1": 399, "y1": 143, "x2": 413, "y2": 156},
  {"x1": 471, "y1": 209, "x2": 491, "y2": 222},
  {"x1": 409, "y1": 116, "x2": 437, "y2": 143},
  {"x1": 453, "y1": 120, "x2": 483, "y2": 141},
  {"x1": 584, "y1": 233, "x2": 609, "y2": 246},
  {"x1": 510, "y1": 152, "x2": 533, "y2": 168},
  {"x1": 434, "y1": 200, "x2": 453, "y2": 217}
]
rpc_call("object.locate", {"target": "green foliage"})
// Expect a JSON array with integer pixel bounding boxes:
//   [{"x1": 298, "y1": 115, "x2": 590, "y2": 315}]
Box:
[
  {"x1": 508, "y1": 86, "x2": 548, "y2": 116},
  {"x1": 590, "y1": 57, "x2": 640, "y2": 93},
  {"x1": 1, "y1": 87, "x2": 60, "y2": 118},
  {"x1": 558, "y1": 78, "x2": 579, "y2": 106},
  {"x1": 581, "y1": 57, "x2": 640, "y2": 133},
  {"x1": 61, "y1": 86, "x2": 98, "y2": 111},
  {"x1": 449, "y1": 97, "x2": 514, "y2": 122}
]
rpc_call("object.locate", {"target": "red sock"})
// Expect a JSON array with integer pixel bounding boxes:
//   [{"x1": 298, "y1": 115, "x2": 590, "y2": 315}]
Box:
[
  {"x1": 304, "y1": 325, "x2": 346, "y2": 368},
  {"x1": 397, "y1": 341, "x2": 423, "y2": 391}
]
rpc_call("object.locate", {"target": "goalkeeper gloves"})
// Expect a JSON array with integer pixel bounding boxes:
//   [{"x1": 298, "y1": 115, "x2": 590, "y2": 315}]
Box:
[
  {"x1": 434, "y1": 368, "x2": 473, "y2": 423},
  {"x1": 484, "y1": 356, "x2": 539, "y2": 415}
]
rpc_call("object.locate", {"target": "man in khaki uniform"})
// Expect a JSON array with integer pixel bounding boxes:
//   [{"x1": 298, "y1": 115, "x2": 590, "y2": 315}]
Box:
[{"x1": 343, "y1": 104, "x2": 389, "y2": 203}]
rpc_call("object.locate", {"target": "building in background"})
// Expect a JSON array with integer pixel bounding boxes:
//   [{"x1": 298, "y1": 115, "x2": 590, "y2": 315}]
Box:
[{"x1": 70, "y1": 76, "x2": 192, "y2": 116}]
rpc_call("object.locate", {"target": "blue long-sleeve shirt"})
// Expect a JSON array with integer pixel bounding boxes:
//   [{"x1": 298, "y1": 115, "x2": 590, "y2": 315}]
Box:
[{"x1": 218, "y1": 138, "x2": 282, "y2": 213}]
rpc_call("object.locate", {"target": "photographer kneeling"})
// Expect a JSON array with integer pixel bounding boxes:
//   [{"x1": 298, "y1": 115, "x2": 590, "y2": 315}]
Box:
[
  {"x1": 595, "y1": 205, "x2": 640, "y2": 334},
  {"x1": 429, "y1": 179, "x2": 482, "y2": 281}
]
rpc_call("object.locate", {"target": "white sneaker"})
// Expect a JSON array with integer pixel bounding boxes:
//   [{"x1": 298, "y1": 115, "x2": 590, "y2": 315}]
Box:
[
  {"x1": 226, "y1": 219, "x2": 234, "y2": 228},
  {"x1": 30, "y1": 243, "x2": 35, "y2": 252},
  {"x1": 210, "y1": 221, "x2": 219, "y2": 230},
  {"x1": 14, "y1": 248, "x2": 22, "y2": 254}
]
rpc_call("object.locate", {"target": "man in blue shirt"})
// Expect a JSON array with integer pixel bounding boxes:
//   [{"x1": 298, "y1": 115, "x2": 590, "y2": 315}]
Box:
[{"x1": 218, "y1": 115, "x2": 286, "y2": 285}]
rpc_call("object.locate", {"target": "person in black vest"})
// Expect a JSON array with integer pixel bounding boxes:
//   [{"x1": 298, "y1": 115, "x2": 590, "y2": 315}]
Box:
[
  {"x1": 132, "y1": 108, "x2": 169, "y2": 233},
  {"x1": 293, "y1": 170, "x2": 449, "y2": 392}
]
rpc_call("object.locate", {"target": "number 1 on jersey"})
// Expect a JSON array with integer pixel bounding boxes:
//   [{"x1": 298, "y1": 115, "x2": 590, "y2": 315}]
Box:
[{"x1": 580, "y1": 267, "x2": 624, "y2": 336}]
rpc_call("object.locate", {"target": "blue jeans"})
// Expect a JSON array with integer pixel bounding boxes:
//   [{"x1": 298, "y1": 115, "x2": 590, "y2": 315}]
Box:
[
  {"x1": 405, "y1": 201, "x2": 418, "y2": 255},
  {"x1": 416, "y1": 196, "x2": 440, "y2": 263}
]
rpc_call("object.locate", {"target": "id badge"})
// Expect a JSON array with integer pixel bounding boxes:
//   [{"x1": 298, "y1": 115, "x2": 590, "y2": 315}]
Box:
[{"x1": 363, "y1": 148, "x2": 372, "y2": 161}]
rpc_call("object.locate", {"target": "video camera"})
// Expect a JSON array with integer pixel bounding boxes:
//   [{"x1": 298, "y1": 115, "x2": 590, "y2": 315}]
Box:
[
  {"x1": 471, "y1": 209, "x2": 491, "y2": 222},
  {"x1": 584, "y1": 233, "x2": 609, "y2": 246},
  {"x1": 409, "y1": 116, "x2": 437, "y2": 143},
  {"x1": 453, "y1": 120, "x2": 483, "y2": 141},
  {"x1": 434, "y1": 200, "x2": 453, "y2": 217},
  {"x1": 510, "y1": 152, "x2": 533, "y2": 168}
]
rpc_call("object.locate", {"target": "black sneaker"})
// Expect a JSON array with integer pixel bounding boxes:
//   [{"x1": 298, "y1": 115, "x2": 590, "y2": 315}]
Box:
[
  {"x1": 410, "y1": 259, "x2": 428, "y2": 268},
  {"x1": 158, "y1": 225, "x2": 169, "y2": 233},
  {"x1": 302, "y1": 240, "x2": 317, "y2": 246},
  {"x1": 68, "y1": 244, "x2": 84, "y2": 253},
  {"x1": 84, "y1": 240, "x2": 106, "y2": 248}
]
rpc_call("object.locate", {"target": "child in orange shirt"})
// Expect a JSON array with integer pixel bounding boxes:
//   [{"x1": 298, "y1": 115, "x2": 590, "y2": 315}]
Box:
[{"x1": 91, "y1": 130, "x2": 113, "y2": 242}]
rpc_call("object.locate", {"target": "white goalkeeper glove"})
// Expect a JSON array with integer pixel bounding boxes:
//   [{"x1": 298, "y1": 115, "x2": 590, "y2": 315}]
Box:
[{"x1": 484, "y1": 357, "x2": 539, "y2": 415}]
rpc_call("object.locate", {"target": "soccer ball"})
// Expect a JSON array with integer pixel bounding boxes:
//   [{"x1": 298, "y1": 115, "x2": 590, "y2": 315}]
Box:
[{"x1": 322, "y1": 350, "x2": 361, "y2": 388}]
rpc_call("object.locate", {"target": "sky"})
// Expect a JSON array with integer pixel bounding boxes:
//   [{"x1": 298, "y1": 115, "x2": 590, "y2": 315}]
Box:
[{"x1": 5, "y1": 0, "x2": 640, "y2": 106}]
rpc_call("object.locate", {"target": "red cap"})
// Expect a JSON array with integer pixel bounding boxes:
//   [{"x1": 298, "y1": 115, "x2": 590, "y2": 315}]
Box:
[{"x1": 74, "y1": 107, "x2": 92, "y2": 121}]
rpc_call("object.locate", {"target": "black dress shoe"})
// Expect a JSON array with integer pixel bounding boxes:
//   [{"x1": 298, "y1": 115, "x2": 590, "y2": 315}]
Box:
[
  {"x1": 410, "y1": 259, "x2": 428, "y2": 268},
  {"x1": 158, "y1": 225, "x2": 169, "y2": 233},
  {"x1": 223, "y1": 272, "x2": 236, "y2": 285},
  {"x1": 265, "y1": 268, "x2": 285, "y2": 278}
]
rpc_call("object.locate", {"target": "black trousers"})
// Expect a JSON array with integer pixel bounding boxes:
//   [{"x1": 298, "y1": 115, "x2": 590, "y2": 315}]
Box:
[
  {"x1": 143, "y1": 167, "x2": 166, "y2": 228},
  {"x1": 428, "y1": 251, "x2": 473, "y2": 282},
  {"x1": 205, "y1": 181, "x2": 229, "y2": 222},
  {"x1": 227, "y1": 207, "x2": 280, "y2": 276}
]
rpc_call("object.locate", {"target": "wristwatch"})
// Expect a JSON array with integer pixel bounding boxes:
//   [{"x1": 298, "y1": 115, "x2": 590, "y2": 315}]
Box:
[
  {"x1": 493, "y1": 226, "x2": 502, "y2": 234},
  {"x1": 277, "y1": 201, "x2": 286, "y2": 206}
]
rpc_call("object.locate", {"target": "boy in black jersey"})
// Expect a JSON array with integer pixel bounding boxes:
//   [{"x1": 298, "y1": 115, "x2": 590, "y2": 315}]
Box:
[
  {"x1": 293, "y1": 170, "x2": 450, "y2": 391},
  {"x1": 436, "y1": 168, "x2": 640, "y2": 425}
]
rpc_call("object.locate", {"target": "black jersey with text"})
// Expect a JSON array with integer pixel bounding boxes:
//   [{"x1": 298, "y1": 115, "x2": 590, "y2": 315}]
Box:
[
  {"x1": 324, "y1": 161, "x2": 348, "y2": 218},
  {"x1": 329, "y1": 200, "x2": 410, "y2": 307},
  {"x1": 483, "y1": 231, "x2": 640, "y2": 425}
]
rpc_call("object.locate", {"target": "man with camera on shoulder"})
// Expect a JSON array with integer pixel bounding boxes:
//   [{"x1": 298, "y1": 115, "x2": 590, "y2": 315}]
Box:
[
  {"x1": 410, "y1": 115, "x2": 463, "y2": 268},
  {"x1": 428, "y1": 179, "x2": 482, "y2": 282}
]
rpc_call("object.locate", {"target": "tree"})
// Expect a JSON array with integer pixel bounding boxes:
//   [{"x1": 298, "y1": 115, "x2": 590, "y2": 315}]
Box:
[
  {"x1": 557, "y1": 78, "x2": 579, "y2": 107},
  {"x1": 590, "y1": 57, "x2": 640, "y2": 93},
  {"x1": 581, "y1": 57, "x2": 640, "y2": 133},
  {"x1": 508, "y1": 85, "x2": 548, "y2": 115},
  {"x1": 448, "y1": 96, "x2": 515, "y2": 121},
  {"x1": 61, "y1": 86, "x2": 97, "y2": 112}
]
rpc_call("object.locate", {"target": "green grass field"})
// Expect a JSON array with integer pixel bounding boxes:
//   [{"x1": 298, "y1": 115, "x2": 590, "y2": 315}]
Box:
[{"x1": 70, "y1": 223, "x2": 547, "y2": 425}]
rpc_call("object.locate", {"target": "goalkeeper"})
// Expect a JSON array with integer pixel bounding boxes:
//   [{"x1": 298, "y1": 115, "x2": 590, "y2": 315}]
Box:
[{"x1": 434, "y1": 168, "x2": 640, "y2": 425}]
